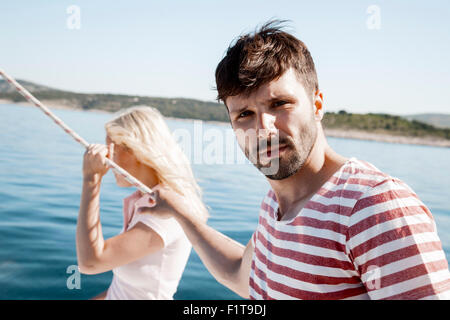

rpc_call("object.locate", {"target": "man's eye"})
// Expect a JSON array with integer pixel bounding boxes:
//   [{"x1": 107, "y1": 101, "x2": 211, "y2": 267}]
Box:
[
  {"x1": 238, "y1": 110, "x2": 253, "y2": 118},
  {"x1": 273, "y1": 100, "x2": 288, "y2": 107}
]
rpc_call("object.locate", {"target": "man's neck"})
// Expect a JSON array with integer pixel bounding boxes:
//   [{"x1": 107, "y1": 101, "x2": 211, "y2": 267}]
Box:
[{"x1": 267, "y1": 130, "x2": 348, "y2": 221}]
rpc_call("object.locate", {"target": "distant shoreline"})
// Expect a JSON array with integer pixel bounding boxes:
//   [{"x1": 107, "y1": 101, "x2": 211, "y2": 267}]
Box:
[
  {"x1": 2, "y1": 100, "x2": 449, "y2": 148},
  {"x1": 324, "y1": 129, "x2": 450, "y2": 148}
]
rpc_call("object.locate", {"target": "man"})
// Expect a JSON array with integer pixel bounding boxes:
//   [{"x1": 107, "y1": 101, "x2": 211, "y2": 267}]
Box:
[{"x1": 139, "y1": 21, "x2": 450, "y2": 299}]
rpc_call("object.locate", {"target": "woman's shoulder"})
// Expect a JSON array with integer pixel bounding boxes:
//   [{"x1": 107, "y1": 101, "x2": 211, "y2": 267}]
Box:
[{"x1": 129, "y1": 208, "x2": 186, "y2": 247}]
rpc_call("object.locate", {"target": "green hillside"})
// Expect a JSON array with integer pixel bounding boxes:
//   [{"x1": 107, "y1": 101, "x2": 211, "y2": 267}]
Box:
[
  {"x1": 404, "y1": 113, "x2": 450, "y2": 129},
  {"x1": 1, "y1": 79, "x2": 449, "y2": 141},
  {"x1": 323, "y1": 110, "x2": 450, "y2": 140},
  {"x1": 0, "y1": 80, "x2": 230, "y2": 122}
]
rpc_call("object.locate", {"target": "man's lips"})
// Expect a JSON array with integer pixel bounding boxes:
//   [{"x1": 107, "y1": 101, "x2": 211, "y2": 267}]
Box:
[{"x1": 259, "y1": 144, "x2": 287, "y2": 157}]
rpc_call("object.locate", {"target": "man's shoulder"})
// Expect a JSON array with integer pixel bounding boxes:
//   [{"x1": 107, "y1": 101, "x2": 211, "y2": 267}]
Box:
[
  {"x1": 342, "y1": 158, "x2": 425, "y2": 221},
  {"x1": 329, "y1": 158, "x2": 423, "y2": 212},
  {"x1": 333, "y1": 157, "x2": 402, "y2": 197},
  {"x1": 261, "y1": 158, "x2": 400, "y2": 205},
  {"x1": 340, "y1": 158, "x2": 390, "y2": 185}
]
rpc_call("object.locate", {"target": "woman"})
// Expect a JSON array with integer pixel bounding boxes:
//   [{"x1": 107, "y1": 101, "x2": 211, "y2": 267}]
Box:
[{"x1": 76, "y1": 106, "x2": 208, "y2": 300}]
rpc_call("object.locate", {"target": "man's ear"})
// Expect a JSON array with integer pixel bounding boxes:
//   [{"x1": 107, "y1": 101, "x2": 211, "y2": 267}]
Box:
[{"x1": 313, "y1": 90, "x2": 324, "y2": 121}]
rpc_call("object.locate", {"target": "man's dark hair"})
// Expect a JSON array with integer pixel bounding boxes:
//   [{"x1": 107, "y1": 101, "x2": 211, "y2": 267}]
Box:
[{"x1": 215, "y1": 20, "x2": 319, "y2": 104}]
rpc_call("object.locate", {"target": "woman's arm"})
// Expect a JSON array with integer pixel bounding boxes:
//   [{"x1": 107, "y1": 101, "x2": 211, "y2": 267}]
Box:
[
  {"x1": 76, "y1": 144, "x2": 164, "y2": 275},
  {"x1": 76, "y1": 173, "x2": 105, "y2": 272}
]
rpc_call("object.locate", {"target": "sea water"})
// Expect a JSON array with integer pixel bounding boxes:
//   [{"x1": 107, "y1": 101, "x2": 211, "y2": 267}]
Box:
[{"x1": 0, "y1": 104, "x2": 449, "y2": 299}]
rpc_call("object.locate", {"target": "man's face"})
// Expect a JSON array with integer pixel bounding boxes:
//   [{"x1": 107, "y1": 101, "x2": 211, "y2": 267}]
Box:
[{"x1": 226, "y1": 68, "x2": 320, "y2": 180}]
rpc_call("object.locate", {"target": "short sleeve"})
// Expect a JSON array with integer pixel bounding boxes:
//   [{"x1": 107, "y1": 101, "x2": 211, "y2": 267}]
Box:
[
  {"x1": 128, "y1": 193, "x2": 184, "y2": 247},
  {"x1": 131, "y1": 213, "x2": 183, "y2": 247},
  {"x1": 346, "y1": 178, "x2": 450, "y2": 300}
]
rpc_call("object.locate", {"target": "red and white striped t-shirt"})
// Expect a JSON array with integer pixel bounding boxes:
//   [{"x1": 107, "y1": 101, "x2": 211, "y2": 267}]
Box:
[{"x1": 249, "y1": 157, "x2": 450, "y2": 300}]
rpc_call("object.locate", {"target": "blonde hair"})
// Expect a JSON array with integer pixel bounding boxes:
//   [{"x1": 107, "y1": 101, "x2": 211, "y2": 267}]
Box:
[{"x1": 105, "y1": 106, "x2": 209, "y2": 221}]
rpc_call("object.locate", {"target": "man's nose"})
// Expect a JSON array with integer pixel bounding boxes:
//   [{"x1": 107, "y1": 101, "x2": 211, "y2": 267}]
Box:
[{"x1": 257, "y1": 112, "x2": 277, "y2": 138}]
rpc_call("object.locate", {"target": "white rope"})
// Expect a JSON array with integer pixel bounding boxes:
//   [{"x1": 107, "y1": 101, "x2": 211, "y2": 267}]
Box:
[{"x1": 0, "y1": 68, "x2": 155, "y2": 200}]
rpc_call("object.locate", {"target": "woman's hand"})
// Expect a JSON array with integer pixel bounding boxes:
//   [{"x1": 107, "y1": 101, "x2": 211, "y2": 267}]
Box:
[{"x1": 82, "y1": 143, "x2": 114, "y2": 181}]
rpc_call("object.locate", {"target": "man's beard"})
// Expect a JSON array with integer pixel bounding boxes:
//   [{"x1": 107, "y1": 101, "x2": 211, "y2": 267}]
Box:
[{"x1": 244, "y1": 121, "x2": 318, "y2": 180}]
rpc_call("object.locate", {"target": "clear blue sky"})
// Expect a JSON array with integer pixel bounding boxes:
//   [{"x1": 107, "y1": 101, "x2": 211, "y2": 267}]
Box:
[{"x1": 1, "y1": 0, "x2": 449, "y2": 115}]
